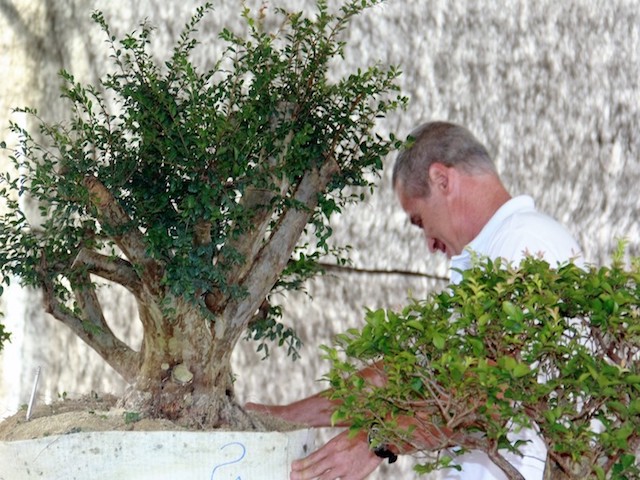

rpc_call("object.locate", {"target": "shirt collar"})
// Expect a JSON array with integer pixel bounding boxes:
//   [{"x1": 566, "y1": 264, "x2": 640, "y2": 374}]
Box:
[
  {"x1": 465, "y1": 195, "x2": 535, "y2": 254},
  {"x1": 449, "y1": 195, "x2": 535, "y2": 282}
]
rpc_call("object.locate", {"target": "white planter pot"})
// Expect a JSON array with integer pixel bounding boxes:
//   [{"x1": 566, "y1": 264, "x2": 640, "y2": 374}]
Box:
[{"x1": 0, "y1": 429, "x2": 315, "y2": 479}]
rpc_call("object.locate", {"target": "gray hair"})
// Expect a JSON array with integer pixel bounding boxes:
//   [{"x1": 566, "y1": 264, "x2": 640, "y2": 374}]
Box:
[{"x1": 392, "y1": 121, "x2": 497, "y2": 198}]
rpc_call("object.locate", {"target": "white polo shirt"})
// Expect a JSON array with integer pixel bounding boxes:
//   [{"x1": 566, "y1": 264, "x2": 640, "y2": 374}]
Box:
[
  {"x1": 450, "y1": 195, "x2": 583, "y2": 285},
  {"x1": 439, "y1": 195, "x2": 583, "y2": 480}
]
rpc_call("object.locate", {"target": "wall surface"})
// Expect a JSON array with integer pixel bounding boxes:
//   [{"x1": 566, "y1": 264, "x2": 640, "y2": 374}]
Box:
[{"x1": 1, "y1": 0, "x2": 639, "y2": 478}]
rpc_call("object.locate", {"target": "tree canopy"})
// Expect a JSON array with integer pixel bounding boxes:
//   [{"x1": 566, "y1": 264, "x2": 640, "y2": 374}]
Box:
[{"x1": 0, "y1": 0, "x2": 406, "y2": 427}]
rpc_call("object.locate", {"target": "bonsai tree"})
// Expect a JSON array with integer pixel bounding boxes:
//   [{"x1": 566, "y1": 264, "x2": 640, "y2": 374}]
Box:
[
  {"x1": 324, "y1": 247, "x2": 640, "y2": 479},
  {"x1": 0, "y1": 0, "x2": 406, "y2": 429}
]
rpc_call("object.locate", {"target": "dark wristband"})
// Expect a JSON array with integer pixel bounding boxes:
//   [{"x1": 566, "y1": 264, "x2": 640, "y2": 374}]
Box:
[
  {"x1": 368, "y1": 426, "x2": 398, "y2": 464},
  {"x1": 373, "y1": 445, "x2": 398, "y2": 464}
]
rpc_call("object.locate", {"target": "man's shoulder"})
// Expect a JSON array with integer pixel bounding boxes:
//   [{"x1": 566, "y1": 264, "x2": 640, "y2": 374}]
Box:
[{"x1": 487, "y1": 209, "x2": 582, "y2": 265}]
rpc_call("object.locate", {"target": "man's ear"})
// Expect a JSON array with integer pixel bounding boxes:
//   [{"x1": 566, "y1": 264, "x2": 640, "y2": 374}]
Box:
[{"x1": 428, "y1": 162, "x2": 450, "y2": 193}]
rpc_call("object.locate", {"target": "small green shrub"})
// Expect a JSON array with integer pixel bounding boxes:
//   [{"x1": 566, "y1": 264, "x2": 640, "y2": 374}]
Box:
[{"x1": 324, "y1": 248, "x2": 640, "y2": 479}]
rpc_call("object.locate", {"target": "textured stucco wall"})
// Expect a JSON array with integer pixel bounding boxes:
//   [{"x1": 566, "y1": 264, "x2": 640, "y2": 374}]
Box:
[{"x1": 1, "y1": 1, "x2": 639, "y2": 478}]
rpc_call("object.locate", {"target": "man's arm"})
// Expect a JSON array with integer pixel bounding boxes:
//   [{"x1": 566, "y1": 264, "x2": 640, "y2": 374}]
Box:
[
  {"x1": 244, "y1": 361, "x2": 460, "y2": 479},
  {"x1": 245, "y1": 390, "x2": 338, "y2": 427},
  {"x1": 245, "y1": 361, "x2": 388, "y2": 426}
]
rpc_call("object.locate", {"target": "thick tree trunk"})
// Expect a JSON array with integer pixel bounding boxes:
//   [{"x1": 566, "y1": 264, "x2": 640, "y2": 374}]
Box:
[{"x1": 120, "y1": 295, "x2": 259, "y2": 429}]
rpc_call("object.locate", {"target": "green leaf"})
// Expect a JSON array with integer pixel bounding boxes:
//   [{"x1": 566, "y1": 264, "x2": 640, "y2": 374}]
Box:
[
  {"x1": 624, "y1": 374, "x2": 640, "y2": 384},
  {"x1": 628, "y1": 398, "x2": 640, "y2": 415},
  {"x1": 512, "y1": 363, "x2": 530, "y2": 378},
  {"x1": 432, "y1": 333, "x2": 445, "y2": 350},
  {"x1": 406, "y1": 319, "x2": 424, "y2": 332}
]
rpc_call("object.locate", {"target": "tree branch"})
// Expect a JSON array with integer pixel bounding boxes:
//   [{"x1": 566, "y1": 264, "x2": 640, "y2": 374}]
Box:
[
  {"x1": 202, "y1": 186, "x2": 280, "y2": 313},
  {"x1": 83, "y1": 175, "x2": 164, "y2": 294},
  {"x1": 202, "y1": 133, "x2": 294, "y2": 313},
  {"x1": 223, "y1": 157, "x2": 339, "y2": 327},
  {"x1": 38, "y1": 254, "x2": 140, "y2": 383},
  {"x1": 193, "y1": 220, "x2": 212, "y2": 247},
  {"x1": 72, "y1": 247, "x2": 143, "y2": 296},
  {"x1": 227, "y1": 187, "x2": 278, "y2": 281},
  {"x1": 317, "y1": 262, "x2": 448, "y2": 282},
  {"x1": 222, "y1": 129, "x2": 295, "y2": 290},
  {"x1": 71, "y1": 271, "x2": 140, "y2": 382},
  {"x1": 486, "y1": 445, "x2": 526, "y2": 480}
]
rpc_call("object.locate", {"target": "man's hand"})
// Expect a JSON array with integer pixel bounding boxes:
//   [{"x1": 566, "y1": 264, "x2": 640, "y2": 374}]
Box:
[{"x1": 291, "y1": 430, "x2": 384, "y2": 480}]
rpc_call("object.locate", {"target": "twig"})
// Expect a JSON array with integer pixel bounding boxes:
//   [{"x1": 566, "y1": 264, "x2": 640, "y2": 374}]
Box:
[{"x1": 317, "y1": 262, "x2": 448, "y2": 281}]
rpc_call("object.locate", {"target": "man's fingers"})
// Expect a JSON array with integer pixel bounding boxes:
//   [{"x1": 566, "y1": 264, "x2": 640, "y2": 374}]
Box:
[
  {"x1": 290, "y1": 430, "x2": 384, "y2": 480},
  {"x1": 291, "y1": 459, "x2": 331, "y2": 480},
  {"x1": 291, "y1": 447, "x2": 333, "y2": 479}
]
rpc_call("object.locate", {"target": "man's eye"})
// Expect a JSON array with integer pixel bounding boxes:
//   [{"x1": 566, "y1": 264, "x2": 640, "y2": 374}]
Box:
[{"x1": 410, "y1": 217, "x2": 423, "y2": 229}]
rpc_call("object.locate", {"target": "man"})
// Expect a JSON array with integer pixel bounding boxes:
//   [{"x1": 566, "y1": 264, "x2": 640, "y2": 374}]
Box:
[{"x1": 246, "y1": 121, "x2": 583, "y2": 479}]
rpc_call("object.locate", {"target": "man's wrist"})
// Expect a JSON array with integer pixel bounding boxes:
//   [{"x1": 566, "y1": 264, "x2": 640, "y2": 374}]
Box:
[{"x1": 367, "y1": 425, "x2": 398, "y2": 464}]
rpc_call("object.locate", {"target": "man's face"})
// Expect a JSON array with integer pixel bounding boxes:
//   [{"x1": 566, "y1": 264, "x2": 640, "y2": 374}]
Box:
[{"x1": 395, "y1": 179, "x2": 461, "y2": 258}]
